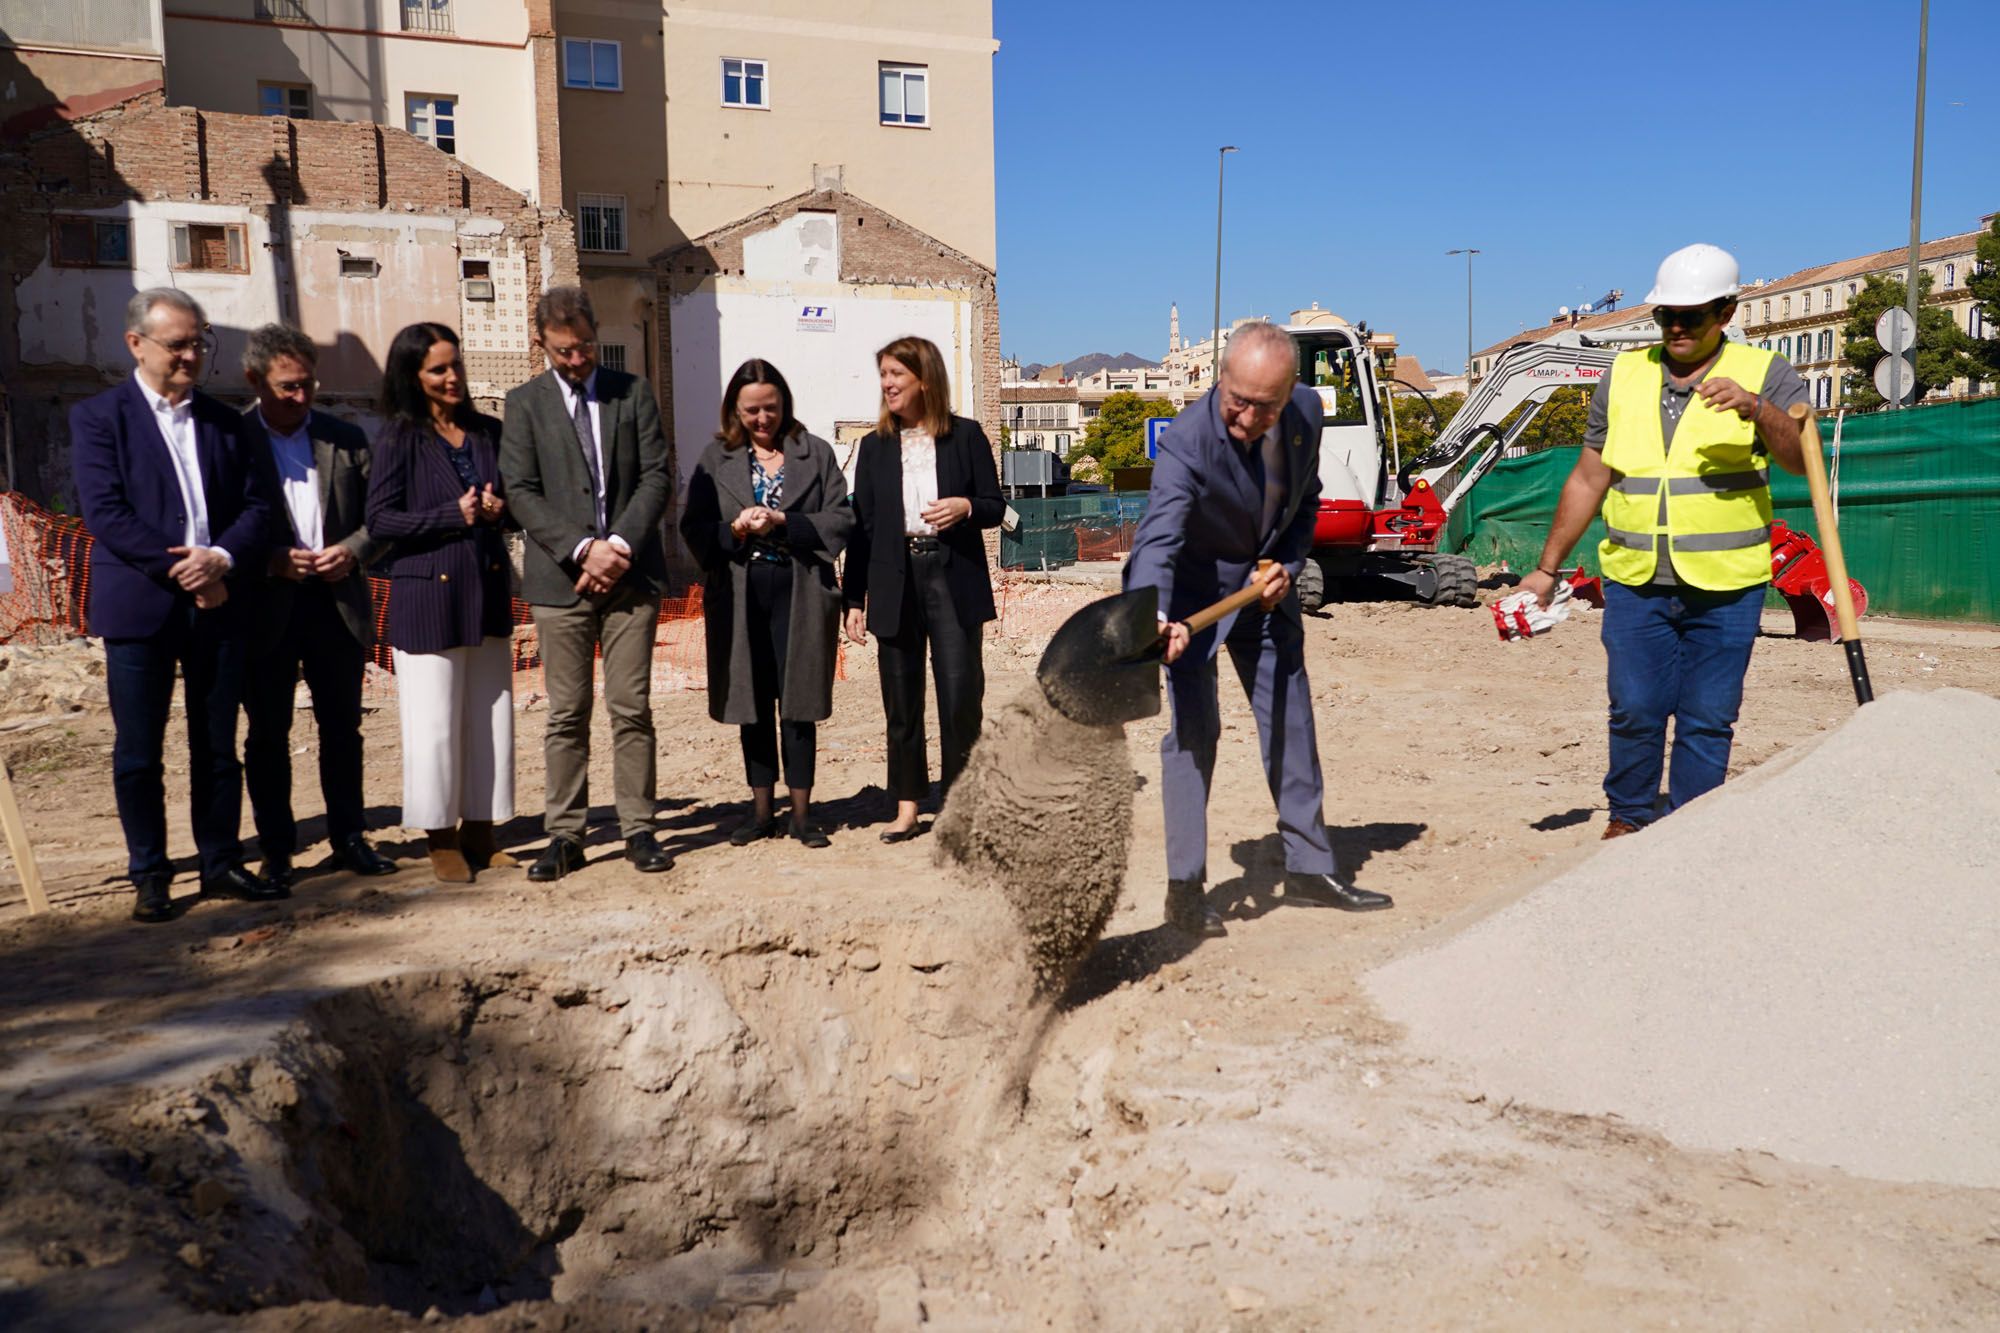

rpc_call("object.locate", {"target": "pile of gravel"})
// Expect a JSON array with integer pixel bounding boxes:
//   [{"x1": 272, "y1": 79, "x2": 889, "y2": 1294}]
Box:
[{"x1": 1369, "y1": 688, "x2": 2000, "y2": 1187}]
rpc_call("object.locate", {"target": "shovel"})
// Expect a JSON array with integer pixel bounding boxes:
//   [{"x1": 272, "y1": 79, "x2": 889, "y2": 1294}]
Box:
[
  {"x1": 1038, "y1": 561, "x2": 1277, "y2": 727},
  {"x1": 1788, "y1": 403, "x2": 1873, "y2": 704}
]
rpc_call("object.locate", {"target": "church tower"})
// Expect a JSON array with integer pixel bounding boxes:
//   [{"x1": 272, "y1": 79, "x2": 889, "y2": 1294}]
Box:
[{"x1": 1169, "y1": 302, "x2": 1182, "y2": 354}]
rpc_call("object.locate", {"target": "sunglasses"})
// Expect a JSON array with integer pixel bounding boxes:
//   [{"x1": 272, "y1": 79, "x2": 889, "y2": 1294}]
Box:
[{"x1": 1653, "y1": 301, "x2": 1729, "y2": 330}]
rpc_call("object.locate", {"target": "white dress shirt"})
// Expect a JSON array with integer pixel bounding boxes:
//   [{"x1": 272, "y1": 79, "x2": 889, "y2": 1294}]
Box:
[
  {"x1": 135, "y1": 377, "x2": 230, "y2": 565},
  {"x1": 900, "y1": 428, "x2": 941, "y2": 536},
  {"x1": 554, "y1": 369, "x2": 629, "y2": 561},
  {"x1": 259, "y1": 409, "x2": 323, "y2": 551}
]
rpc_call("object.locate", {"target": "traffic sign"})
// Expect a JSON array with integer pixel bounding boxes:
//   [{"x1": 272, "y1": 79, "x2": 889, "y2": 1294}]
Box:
[
  {"x1": 1873, "y1": 349, "x2": 1917, "y2": 403},
  {"x1": 1875, "y1": 306, "x2": 1917, "y2": 354},
  {"x1": 1145, "y1": 416, "x2": 1172, "y2": 460}
]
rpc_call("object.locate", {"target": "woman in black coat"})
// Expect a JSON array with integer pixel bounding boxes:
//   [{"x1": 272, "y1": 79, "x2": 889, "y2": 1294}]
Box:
[
  {"x1": 840, "y1": 335, "x2": 1003, "y2": 841},
  {"x1": 682, "y1": 360, "x2": 853, "y2": 849},
  {"x1": 364, "y1": 322, "x2": 516, "y2": 883}
]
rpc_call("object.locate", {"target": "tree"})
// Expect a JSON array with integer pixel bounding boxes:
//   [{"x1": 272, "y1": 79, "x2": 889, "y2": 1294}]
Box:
[
  {"x1": 1387, "y1": 391, "x2": 1463, "y2": 465},
  {"x1": 1066, "y1": 391, "x2": 1177, "y2": 473},
  {"x1": 1499, "y1": 386, "x2": 1592, "y2": 451},
  {"x1": 1969, "y1": 214, "x2": 2000, "y2": 385},
  {"x1": 1838, "y1": 270, "x2": 1979, "y2": 410}
]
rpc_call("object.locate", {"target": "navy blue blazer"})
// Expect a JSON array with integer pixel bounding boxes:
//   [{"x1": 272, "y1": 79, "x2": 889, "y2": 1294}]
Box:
[
  {"x1": 72, "y1": 377, "x2": 281, "y2": 640},
  {"x1": 363, "y1": 414, "x2": 514, "y2": 654},
  {"x1": 1123, "y1": 383, "x2": 1324, "y2": 649}
]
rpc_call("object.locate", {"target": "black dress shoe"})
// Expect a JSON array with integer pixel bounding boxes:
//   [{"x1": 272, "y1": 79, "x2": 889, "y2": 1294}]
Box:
[
  {"x1": 728, "y1": 815, "x2": 782, "y2": 847},
  {"x1": 625, "y1": 831, "x2": 672, "y2": 873},
  {"x1": 333, "y1": 833, "x2": 398, "y2": 876},
  {"x1": 527, "y1": 836, "x2": 586, "y2": 883},
  {"x1": 202, "y1": 864, "x2": 288, "y2": 903},
  {"x1": 1284, "y1": 872, "x2": 1393, "y2": 912},
  {"x1": 261, "y1": 852, "x2": 294, "y2": 893},
  {"x1": 878, "y1": 825, "x2": 920, "y2": 845},
  {"x1": 792, "y1": 819, "x2": 831, "y2": 849},
  {"x1": 131, "y1": 874, "x2": 175, "y2": 924},
  {"x1": 1164, "y1": 878, "x2": 1226, "y2": 938}
]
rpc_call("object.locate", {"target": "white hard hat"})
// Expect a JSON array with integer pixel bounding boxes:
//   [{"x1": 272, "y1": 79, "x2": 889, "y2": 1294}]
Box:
[{"x1": 1644, "y1": 243, "x2": 1741, "y2": 306}]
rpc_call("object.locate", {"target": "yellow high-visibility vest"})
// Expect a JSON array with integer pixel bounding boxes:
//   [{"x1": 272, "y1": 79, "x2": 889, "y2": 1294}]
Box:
[{"x1": 1598, "y1": 341, "x2": 1777, "y2": 590}]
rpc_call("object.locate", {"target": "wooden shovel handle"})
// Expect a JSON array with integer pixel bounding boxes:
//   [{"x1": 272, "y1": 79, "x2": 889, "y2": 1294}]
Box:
[
  {"x1": 1787, "y1": 404, "x2": 1863, "y2": 644},
  {"x1": 1181, "y1": 560, "x2": 1277, "y2": 635}
]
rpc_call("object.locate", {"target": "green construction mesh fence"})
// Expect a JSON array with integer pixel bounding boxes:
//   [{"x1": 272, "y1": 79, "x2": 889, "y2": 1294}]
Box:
[
  {"x1": 1001, "y1": 494, "x2": 1153, "y2": 570},
  {"x1": 1445, "y1": 396, "x2": 2000, "y2": 623}
]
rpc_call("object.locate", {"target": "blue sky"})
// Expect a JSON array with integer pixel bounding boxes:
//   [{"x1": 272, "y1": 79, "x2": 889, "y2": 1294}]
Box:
[{"x1": 993, "y1": 0, "x2": 1999, "y2": 375}]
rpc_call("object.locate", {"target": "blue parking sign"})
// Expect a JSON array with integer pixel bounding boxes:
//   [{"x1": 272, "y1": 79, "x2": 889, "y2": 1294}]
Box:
[{"x1": 1145, "y1": 417, "x2": 1171, "y2": 460}]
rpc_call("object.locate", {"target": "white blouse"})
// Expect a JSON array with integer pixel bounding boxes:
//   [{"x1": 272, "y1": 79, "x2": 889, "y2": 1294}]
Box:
[{"x1": 900, "y1": 428, "x2": 940, "y2": 536}]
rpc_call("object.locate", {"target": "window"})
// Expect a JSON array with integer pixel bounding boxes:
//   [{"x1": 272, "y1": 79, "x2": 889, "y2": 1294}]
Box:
[
  {"x1": 1974, "y1": 308, "x2": 1986, "y2": 338},
  {"x1": 722, "y1": 57, "x2": 768, "y2": 107},
  {"x1": 1823, "y1": 287, "x2": 1833, "y2": 309},
  {"x1": 879, "y1": 62, "x2": 928, "y2": 126},
  {"x1": 577, "y1": 193, "x2": 626, "y2": 253},
  {"x1": 1778, "y1": 336, "x2": 1791, "y2": 359},
  {"x1": 1848, "y1": 283, "x2": 1858, "y2": 297},
  {"x1": 401, "y1": 0, "x2": 453, "y2": 34},
  {"x1": 51, "y1": 216, "x2": 131, "y2": 268},
  {"x1": 406, "y1": 94, "x2": 457, "y2": 154},
  {"x1": 563, "y1": 38, "x2": 621, "y2": 91},
  {"x1": 1761, "y1": 300, "x2": 1770, "y2": 321},
  {"x1": 598, "y1": 342, "x2": 628, "y2": 372},
  {"x1": 1820, "y1": 331, "x2": 1834, "y2": 361},
  {"x1": 339, "y1": 255, "x2": 379, "y2": 278},
  {"x1": 255, "y1": 0, "x2": 310, "y2": 21},
  {"x1": 171, "y1": 223, "x2": 248, "y2": 273},
  {"x1": 1760, "y1": 339, "x2": 1772, "y2": 351},
  {"x1": 257, "y1": 82, "x2": 311, "y2": 118},
  {"x1": 1802, "y1": 290, "x2": 1811, "y2": 314},
  {"x1": 1781, "y1": 296, "x2": 1791, "y2": 319},
  {"x1": 1944, "y1": 263, "x2": 1956, "y2": 288}
]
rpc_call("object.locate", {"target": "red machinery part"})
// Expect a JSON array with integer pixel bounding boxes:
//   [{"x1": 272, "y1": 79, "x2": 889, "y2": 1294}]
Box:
[
  {"x1": 1365, "y1": 478, "x2": 1448, "y2": 551},
  {"x1": 1768, "y1": 519, "x2": 1867, "y2": 643},
  {"x1": 1312, "y1": 498, "x2": 1372, "y2": 549}
]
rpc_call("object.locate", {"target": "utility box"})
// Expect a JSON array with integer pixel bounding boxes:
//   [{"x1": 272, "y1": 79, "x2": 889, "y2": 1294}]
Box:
[{"x1": 1002, "y1": 449, "x2": 1060, "y2": 487}]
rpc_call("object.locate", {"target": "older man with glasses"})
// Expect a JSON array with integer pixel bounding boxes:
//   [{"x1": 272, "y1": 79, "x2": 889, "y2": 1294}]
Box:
[
  {"x1": 71, "y1": 288, "x2": 286, "y2": 922},
  {"x1": 1522, "y1": 243, "x2": 1808, "y2": 839},
  {"x1": 1125, "y1": 321, "x2": 1393, "y2": 940}
]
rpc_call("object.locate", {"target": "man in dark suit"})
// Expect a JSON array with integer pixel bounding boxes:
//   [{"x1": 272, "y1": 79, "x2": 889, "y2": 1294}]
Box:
[
  {"x1": 72, "y1": 288, "x2": 286, "y2": 922},
  {"x1": 237, "y1": 324, "x2": 399, "y2": 889},
  {"x1": 1125, "y1": 322, "x2": 1394, "y2": 939},
  {"x1": 499, "y1": 287, "x2": 673, "y2": 880}
]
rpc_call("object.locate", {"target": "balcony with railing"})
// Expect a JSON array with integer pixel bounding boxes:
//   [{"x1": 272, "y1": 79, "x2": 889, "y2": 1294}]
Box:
[
  {"x1": 254, "y1": 0, "x2": 310, "y2": 21},
  {"x1": 401, "y1": 0, "x2": 454, "y2": 34}
]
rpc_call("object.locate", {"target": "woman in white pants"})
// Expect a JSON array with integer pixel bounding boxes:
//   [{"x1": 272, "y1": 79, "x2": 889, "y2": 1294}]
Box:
[{"x1": 364, "y1": 323, "x2": 517, "y2": 881}]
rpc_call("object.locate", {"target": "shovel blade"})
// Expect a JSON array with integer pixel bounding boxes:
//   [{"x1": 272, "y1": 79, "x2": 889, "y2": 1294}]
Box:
[{"x1": 1036, "y1": 586, "x2": 1164, "y2": 727}]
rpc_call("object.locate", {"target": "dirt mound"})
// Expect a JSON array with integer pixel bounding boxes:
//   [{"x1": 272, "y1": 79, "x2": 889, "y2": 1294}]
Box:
[
  {"x1": 1368, "y1": 688, "x2": 2000, "y2": 1187},
  {"x1": 934, "y1": 687, "x2": 1133, "y2": 995}
]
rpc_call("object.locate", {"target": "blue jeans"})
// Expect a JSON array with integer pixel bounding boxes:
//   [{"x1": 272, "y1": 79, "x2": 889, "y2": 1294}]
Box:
[
  {"x1": 104, "y1": 608, "x2": 249, "y2": 881},
  {"x1": 1600, "y1": 580, "x2": 1764, "y2": 825}
]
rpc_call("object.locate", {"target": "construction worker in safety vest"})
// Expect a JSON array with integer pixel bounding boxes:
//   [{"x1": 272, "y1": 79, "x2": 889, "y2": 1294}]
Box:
[{"x1": 1522, "y1": 243, "x2": 1808, "y2": 839}]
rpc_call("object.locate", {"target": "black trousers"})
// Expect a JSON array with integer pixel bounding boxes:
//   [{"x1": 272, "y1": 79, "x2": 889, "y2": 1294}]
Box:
[
  {"x1": 877, "y1": 544, "x2": 985, "y2": 802},
  {"x1": 741, "y1": 559, "x2": 816, "y2": 792},
  {"x1": 242, "y1": 582, "x2": 369, "y2": 855},
  {"x1": 103, "y1": 606, "x2": 248, "y2": 881}
]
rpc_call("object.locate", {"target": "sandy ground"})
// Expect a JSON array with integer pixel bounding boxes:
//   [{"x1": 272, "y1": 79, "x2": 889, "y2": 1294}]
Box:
[{"x1": 3, "y1": 568, "x2": 2000, "y2": 1330}]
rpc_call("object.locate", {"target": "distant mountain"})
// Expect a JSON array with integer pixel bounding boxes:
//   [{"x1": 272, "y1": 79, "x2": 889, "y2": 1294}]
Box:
[{"x1": 1019, "y1": 351, "x2": 1159, "y2": 381}]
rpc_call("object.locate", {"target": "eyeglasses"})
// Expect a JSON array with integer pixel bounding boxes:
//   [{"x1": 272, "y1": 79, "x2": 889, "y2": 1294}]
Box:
[
  {"x1": 267, "y1": 378, "x2": 318, "y2": 395},
  {"x1": 140, "y1": 331, "x2": 213, "y2": 358},
  {"x1": 1221, "y1": 385, "x2": 1283, "y2": 417},
  {"x1": 1653, "y1": 302, "x2": 1728, "y2": 330}
]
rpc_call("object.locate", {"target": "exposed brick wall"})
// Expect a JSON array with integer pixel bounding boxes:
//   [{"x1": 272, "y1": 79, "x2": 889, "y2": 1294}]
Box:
[{"x1": 0, "y1": 98, "x2": 577, "y2": 507}]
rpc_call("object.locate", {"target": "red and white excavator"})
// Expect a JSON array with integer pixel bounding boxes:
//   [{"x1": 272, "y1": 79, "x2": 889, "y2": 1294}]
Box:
[{"x1": 1283, "y1": 321, "x2": 1862, "y2": 636}]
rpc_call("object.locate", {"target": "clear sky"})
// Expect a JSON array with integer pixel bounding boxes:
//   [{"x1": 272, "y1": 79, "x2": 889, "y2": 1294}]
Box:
[{"x1": 993, "y1": 0, "x2": 1999, "y2": 375}]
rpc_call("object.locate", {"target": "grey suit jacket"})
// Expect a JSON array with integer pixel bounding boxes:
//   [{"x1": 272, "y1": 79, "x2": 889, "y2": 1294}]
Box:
[
  {"x1": 499, "y1": 367, "x2": 672, "y2": 607},
  {"x1": 1123, "y1": 383, "x2": 1324, "y2": 651},
  {"x1": 241, "y1": 407, "x2": 389, "y2": 652}
]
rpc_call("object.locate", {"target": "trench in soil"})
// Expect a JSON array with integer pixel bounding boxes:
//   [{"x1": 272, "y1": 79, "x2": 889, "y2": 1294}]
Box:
[{"x1": 196, "y1": 947, "x2": 1009, "y2": 1319}]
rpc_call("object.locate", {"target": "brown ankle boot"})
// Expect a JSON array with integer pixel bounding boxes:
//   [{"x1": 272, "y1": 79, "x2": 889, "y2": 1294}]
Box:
[
  {"x1": 426, "y1": 827, "x2": 473, "y2": 883},
  {"x1": 460, "y1": 820, "x2": 516, "y2": 870}
]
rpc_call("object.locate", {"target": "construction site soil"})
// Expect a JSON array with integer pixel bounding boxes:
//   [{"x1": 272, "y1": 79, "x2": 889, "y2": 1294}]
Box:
[{"x1": 3, "y1": 571, "x2": 1999, "y2": 1331}]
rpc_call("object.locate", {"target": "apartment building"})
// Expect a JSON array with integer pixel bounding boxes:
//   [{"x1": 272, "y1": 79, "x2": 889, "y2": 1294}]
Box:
[{"x1": 0, "y1": 0, "x2": 166, "y2": 135}]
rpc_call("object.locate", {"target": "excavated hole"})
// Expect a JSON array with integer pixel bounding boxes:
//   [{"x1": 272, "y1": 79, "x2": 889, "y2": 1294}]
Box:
[{"x1": 254, "y1": 966, "x2": 937, "y2": 1317}]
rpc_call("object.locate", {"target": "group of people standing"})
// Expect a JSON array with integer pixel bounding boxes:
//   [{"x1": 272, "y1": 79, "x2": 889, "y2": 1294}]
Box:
[{"x1": 73, "y1": 285, "x2": 1002, "y2": 924}]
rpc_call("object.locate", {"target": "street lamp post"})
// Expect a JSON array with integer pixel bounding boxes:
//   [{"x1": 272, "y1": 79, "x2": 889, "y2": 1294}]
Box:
[
  {"x1": 1212, "y1": 145, "x2": 1238, "y2": 386},
  {"x1": 1896, "y1": 0, "x2": 1929, "y2": 409},
  {"x1": 1447, "y1": 248, "x2": 1481, "y2": 388}
]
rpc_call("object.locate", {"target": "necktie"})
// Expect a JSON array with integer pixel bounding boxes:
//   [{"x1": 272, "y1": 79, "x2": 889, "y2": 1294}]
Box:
[
  {"x1": 570, "y1": 382, "x2": 606, "y2": 538},
  {"x1": 1258, "y1": 426, "x2": 1289, "y2": 540}
]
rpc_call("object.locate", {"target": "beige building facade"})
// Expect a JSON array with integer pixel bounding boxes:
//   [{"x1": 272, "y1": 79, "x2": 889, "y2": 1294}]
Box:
[{"x1": 1, "y1": 0, "x2": 166, "y2": 135}]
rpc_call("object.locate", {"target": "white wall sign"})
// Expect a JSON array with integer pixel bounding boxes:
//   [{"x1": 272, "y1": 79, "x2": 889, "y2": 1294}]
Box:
[{"x1": 796, "y1": 304, "x2": 835, "y2": 334}]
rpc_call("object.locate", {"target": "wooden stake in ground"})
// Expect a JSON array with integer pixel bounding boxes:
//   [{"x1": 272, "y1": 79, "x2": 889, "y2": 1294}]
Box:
[
  {"x1": 0, "y1": 758, "x2": 51, "y2": 914},
  {"x1": 1788, "y1": 402, "x2": 1874, "y2": 705}
]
